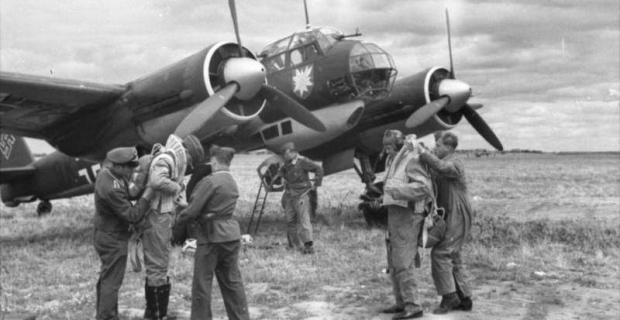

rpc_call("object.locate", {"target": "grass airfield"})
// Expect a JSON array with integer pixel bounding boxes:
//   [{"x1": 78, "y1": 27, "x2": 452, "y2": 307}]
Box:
[{"x1": 1, "y1": 153, "x2": 618, "y2": 320}]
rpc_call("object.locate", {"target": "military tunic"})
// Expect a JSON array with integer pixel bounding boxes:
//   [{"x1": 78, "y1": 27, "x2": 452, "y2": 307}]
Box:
[
  {"x1": 93, "y1": 167, "x2": 150, "y2": 320},
  {"x1": 176, "y1": 169, "x2": 249, "y2": 320},
  {"x1": 383, "y1": 149, "x2": 433, "y2": 307},
  {"x1": 419, "y1": 152, "x2": 472, "y2": 297},
  {"x1": 278, "y1": 155, "x2": 323, "y2": 248}
]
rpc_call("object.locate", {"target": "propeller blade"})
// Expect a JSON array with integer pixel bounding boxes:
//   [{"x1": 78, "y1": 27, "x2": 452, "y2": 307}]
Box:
[
  {"x1": 228, "y1": 0, "x2": 244, "y2": 57},
  {"x1": 445, "y1": 8, "x2": 455, "y2": 79},
  {"x1": 461, "y1": 104, "x2": 504, "y2": 151},
  {"x1": 259, "y1": 84, "x2": 326, "y2": 132},
  {"x1": 405, "y1": 96, "x2": 450, "y2": 128},
  {"x1": 174, "y1": 83, "x2": 239, "y2": 138}
]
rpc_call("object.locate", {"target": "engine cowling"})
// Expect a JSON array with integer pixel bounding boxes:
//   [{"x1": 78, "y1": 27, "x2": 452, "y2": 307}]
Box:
[{"x1": 127, "y1": 42, "x2": 266, "y2": 144}]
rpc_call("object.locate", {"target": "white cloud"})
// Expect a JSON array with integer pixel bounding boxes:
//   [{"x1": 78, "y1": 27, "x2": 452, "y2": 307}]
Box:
[{"x1": 1, "y1": 0, "x2": 618, "y2": 151}]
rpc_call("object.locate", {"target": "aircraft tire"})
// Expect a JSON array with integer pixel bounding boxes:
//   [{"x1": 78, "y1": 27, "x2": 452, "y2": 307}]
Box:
[{"x1": 37, "y1": 200, "x2": 52, "y2": 217}]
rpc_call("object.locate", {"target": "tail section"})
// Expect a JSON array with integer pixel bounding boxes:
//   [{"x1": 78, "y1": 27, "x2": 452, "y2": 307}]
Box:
[{"x1": 0, "y1": 134, "x2": 36, "y2": 183}]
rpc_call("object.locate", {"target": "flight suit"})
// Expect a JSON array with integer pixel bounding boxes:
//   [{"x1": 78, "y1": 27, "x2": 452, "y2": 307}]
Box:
[
  {"x1": 419, "y1": 152, "x2": 472, "y2": 298},
  {"x1": 176, "y1": 169, "x2": 250, "y2": 320},
  {"x1": 278, "y1": 155, "x2": 323, "y2": 249},
  {"x1": 143, "y1": 152, "x2": 182, "y2": 287},
  {"x1": 383, "y1": 148, "x2": 433, "y2": 308},
  {"x1": 93, "y1": 167, "x2": 150, "y2": 320}
]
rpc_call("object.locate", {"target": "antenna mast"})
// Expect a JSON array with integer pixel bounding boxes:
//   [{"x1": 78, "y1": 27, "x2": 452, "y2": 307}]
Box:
[{"x1": 303, "y1": 0, "x2": 310, "y2": 29}]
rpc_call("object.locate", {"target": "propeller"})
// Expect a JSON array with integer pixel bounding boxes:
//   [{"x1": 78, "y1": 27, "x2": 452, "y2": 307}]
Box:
[
  {"x1": 406, "y1": 9, "x2": 503, "y2": 151},
  {"x1": 259, "y1": 85, "x2": 326, "y2": 131},
  {"x1": 228, "y1": 0, "x2": 244, "y2": 57},
  {"x1": 174, "y1": 0, "x2": 326, "y2": 138},
  {"x1": 174, "y1": 83, "x2": 239, "y2": 137},
  {"x1": 461, "y1": 104, "x2": 503, "y2": 151}
]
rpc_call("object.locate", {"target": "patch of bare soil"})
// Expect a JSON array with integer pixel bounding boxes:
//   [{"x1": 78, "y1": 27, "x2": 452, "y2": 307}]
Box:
[{"x1": 118, "y1": 271, "x2": 619, "y2": 320}]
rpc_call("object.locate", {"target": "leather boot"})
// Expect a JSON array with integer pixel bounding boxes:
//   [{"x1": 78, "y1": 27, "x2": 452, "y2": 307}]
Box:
[
  {"x1": 144, "y1": 283, "x2": 158, "y2": 320},
  {"x1": 454, "y1": 278, "x2": 473, "y2": 311},
  {"x1": 302, "y1": 241, "x2": 315, "y2": 254},
  {"x1": 156, "y1": 283, "x2": 172, "y2": 320},
  {"x1": 392, "y1": 303, "x2": 423, "y2": 319},
  {"x1": 432, "y1": 292, "x2": 461, "y2": 315},
  {"x1": 381, "y1": 305, "x2": 404, "y2": 314}
]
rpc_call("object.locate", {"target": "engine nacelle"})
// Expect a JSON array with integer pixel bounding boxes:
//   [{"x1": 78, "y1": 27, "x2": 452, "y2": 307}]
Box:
[
  {"x1": 128, "y1": 42, "x2": 266, "y2": 144},
  {"x1": 259, "y1": 100, "x2": 365, "y2": 152}
]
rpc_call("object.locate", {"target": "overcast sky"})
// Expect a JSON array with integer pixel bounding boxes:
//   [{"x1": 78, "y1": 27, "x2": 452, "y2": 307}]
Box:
[{"x1": 1, "y1": 0, "x2": 618, "y2": 153}]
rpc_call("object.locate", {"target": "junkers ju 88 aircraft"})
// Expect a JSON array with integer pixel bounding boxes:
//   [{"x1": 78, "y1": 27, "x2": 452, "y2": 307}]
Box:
[{"x1": 0, "y1": 1, "x2": 502, "y2": 216}]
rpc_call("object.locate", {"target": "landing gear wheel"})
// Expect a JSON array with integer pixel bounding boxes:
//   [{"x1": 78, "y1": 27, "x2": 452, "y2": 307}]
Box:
[{"x1": 37, "y1": 200, "x2": 52, "y2": 217}]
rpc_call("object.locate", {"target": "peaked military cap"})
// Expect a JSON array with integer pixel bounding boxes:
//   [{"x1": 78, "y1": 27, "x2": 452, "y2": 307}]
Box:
[
  {"x1": 183, "y1": 135, "x2": 205, "y2": 166},
  {"x1": 106, "y1": 147, "x2": 139, "y2": 166}
]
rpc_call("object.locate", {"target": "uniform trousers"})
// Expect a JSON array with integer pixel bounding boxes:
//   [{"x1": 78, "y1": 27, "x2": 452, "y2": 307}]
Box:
[
  {"x1": 190, "y1": 240, "x2": 249, "y2": 320},
  {"x1": 386, "y1": 205, "x2": 425, "y2": 306},
  {"x1": 431, "y1": 208, "x2": 472, "y2": 297},
  {"x1": 94, "y1": 229, "x2": 128, "y2": 320},
  {"x1": 282, "y1": 191, "x2": 313, "y2": 248},
  {"x1": 142, "y1": 209, "x2": 173, "y2": 286}
]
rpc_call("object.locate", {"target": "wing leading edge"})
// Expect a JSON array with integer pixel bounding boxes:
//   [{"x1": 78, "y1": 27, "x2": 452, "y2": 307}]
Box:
[{"x1": 0, "y1": 72, "x2": 126, "y2": 138}]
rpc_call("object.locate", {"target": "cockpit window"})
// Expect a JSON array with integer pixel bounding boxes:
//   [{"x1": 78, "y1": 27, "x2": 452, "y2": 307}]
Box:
[
  {"x1": 260, "y1": 36, "x2": 292, "y2": 58},
  {"x1": 259, "y1": 26, "x2": 345, "y2": 60},
  {"x1": 343, "y1": 42, "x2": 397, "y2": 99}
]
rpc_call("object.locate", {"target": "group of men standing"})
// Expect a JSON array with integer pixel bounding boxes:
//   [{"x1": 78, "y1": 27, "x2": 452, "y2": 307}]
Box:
[
  {"x1": 381, "y1": 129, "x2": 473, "y2": 319},
  {"x1": 92, "y1": 128, "x2": 473, "y2": 320},
  {"x1": 94, "y1": 134, "x2": 252, "y2": 320}
]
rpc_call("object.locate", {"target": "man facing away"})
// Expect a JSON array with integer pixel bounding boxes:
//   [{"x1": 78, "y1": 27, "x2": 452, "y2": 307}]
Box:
[
  {"x1": 419, "y1": 131, "x2": 474, "y2": 314},
  {"x1": 380, "y1": 130, "x2": 433, "y2": 320},
  {"x1": 142, "y1": 134, "x2": 204, "y2": 320},
  {"x1": 93, "y1": 147, "x2": 154, "y2": 320},
  {"x1": 277, "y1": 142, "x2": 323, "y2": 254},
  {"x1": 175, "y1": 145, "x2": 250, "y2": 320}
]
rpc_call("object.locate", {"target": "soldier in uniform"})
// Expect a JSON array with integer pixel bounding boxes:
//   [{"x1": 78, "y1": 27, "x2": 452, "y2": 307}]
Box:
[
  {"x1": 419, "y1": 131, "x2": 474, "y2": 314},
  {"x1": 175, "y1": 145, "x2": 250, "y2": 320},
  {"x1": 142, "y1": 135, "x2": 204, "y2": 320},
  {"x1": 93, "y1": 147, "x2": 154, "y2": 320},
  {"x1": 381, "y1": 130, "x2": 433, "y2": 320},
  {"x1": 277, "y1": 142, "x2": 323, "y2": 254}
]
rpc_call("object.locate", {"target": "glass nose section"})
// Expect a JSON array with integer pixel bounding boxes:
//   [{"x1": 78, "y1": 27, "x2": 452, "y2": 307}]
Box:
[{"x1": 348, "y1": 43, "x2": 397, "y2": 99}]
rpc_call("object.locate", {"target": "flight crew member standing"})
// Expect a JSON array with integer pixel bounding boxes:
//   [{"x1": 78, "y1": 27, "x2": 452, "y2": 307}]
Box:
[
  {"x1": 175, "y1": 145, "x2": 250, "y2": 320},
  {"x1": 93, "y1": 147, "x2": 154, "y2": 320},
  {"x1": 381, "y1": 130, "x2": 433, "y2": 320},
  {"x1": 419, "y1": 131, "x2": 474, "y2": 314},
  {"x1": 278, "y1": 142, "x2": 323, "y2": 254},
  {"x1": 142, "y1": 134, "x2": 204, "y2": 320}
]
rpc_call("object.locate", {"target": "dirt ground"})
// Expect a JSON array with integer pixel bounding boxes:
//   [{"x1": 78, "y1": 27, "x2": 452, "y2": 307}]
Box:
[{"x1": 116, "y1": 269, "x2": 619, "y2": 320}]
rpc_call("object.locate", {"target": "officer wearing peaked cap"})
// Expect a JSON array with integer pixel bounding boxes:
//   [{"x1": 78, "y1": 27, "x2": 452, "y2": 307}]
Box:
[
  {"x1": 93, "y1": 147, "x2": 155, "y2": 320},
  {"x1": 107, "y1": 147, "x2": 139, "y2": 166}
]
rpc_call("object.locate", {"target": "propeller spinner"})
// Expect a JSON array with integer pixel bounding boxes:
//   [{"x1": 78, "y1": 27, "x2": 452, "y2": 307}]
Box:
[
  {"x1": 175, "y1": 0, "x2": 325, "y2": 138},
  {"x1": 406, "y1": 9, "x2": 503, "y2": 151}
]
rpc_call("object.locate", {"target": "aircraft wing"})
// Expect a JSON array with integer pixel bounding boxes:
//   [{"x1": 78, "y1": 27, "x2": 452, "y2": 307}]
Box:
[
  {"x1": 0, "y1": 165, "x2": 36, "y2": 183},
  {"x1": 0, "y1": 72, "x2": 126, "y2": 138}
]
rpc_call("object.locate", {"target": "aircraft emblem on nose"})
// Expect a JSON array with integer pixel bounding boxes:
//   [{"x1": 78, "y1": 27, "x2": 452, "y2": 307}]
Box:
[{"x1": 292, "y1": 65, "x2": 314, "y2": 99}]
